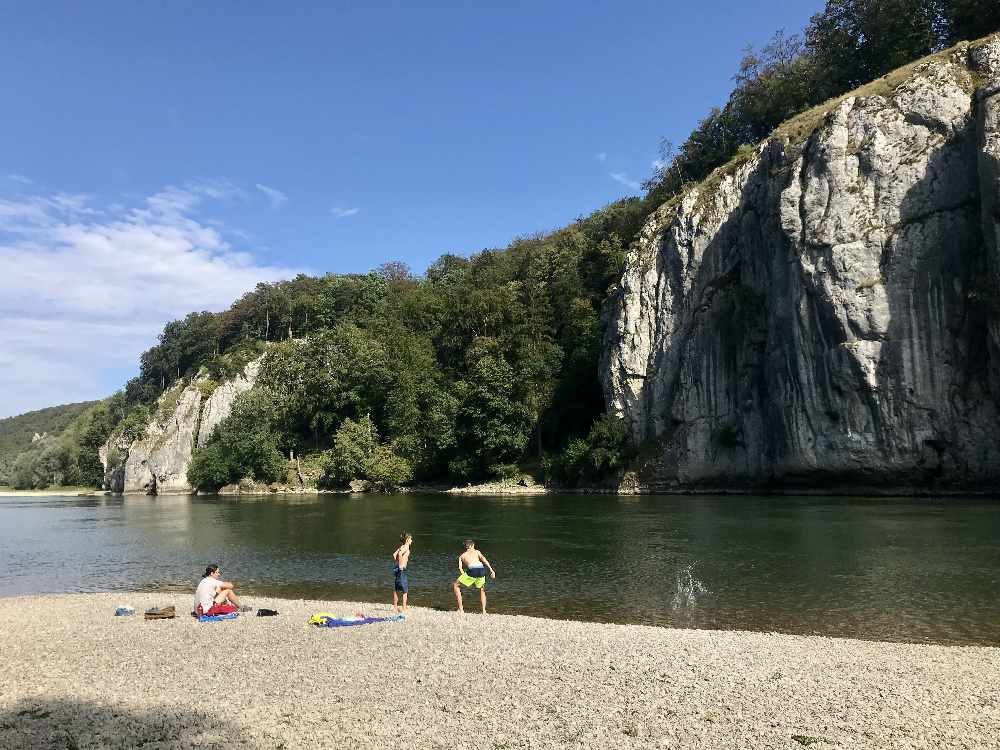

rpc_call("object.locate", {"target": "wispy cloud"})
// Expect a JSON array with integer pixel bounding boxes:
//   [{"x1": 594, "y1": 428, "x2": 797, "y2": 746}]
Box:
[
  {"x1": 256, "y1": 183, "x2": 288, "y2": 208},
  {"x1": 0, "y1": 184, "x2": 299, "y2": 417},
  {"x1": 7, "y1": 173, "x2": 33, "y2": 184},
  {"x1": 595, "y1": 152, "x2": 608, "y2": 162},
  {"x1": 331, "y1": 206, "x2": 359, "y2": 220},
  {"x1": 0, "y1": 193, "x2": 96, "y2": 231},
  {"x1": 610, "y1": 172, "x2": 640, "y2": 191}
]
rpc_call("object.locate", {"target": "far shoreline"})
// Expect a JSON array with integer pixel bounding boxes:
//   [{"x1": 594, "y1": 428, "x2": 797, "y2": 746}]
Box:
[
  {"x1": 0, "y1": 486, "x2": 100, "y2": 497},
  {"x1": 3, "y1": 483, "x2": 999, "y2": 499}
]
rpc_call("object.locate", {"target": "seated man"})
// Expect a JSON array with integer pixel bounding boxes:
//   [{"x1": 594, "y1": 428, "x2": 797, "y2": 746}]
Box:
[{"x1": 195, "y1": 564, "x2": 240, "y2": 616}]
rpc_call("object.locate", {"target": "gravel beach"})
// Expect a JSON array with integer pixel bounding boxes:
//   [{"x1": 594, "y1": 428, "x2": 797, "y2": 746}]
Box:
[{"x1": 2, "y1": 593, "x2": 998, "y2": 749}]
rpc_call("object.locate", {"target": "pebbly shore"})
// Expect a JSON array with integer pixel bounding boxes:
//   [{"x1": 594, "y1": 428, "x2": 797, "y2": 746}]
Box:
[{"x1": 2, "y1": 593, "x2": 998, "y2": 749}]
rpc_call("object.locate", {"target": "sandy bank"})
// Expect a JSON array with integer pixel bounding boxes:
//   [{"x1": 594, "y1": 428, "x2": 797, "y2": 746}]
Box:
[
  {"x1": 0, "y1": 487, "x2": 99, "y2": 497},
  {"x1": 2, "y1": 593, "x2": 998, "y2": 749}
]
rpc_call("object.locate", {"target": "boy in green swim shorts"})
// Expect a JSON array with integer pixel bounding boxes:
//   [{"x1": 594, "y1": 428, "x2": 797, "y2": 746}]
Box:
[{"x1": 452, "y1": 539, "x2": 496, "y2": 614}]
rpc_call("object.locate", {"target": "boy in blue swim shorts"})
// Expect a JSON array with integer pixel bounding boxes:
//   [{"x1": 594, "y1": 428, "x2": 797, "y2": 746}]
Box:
[
  {"x1": 393, "y1": 532, "x2": 412, "y2": 613},
  {"x1": 452, "y1": 539, "x2": 496, "y2": 614}
]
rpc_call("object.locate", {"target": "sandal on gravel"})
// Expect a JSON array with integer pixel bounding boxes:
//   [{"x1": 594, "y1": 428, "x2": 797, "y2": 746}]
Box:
[
  {"x1": 144, "y1": 605, "x2": 176, "y2": 620},
  {"x1": 239, "y1": 605, "x2": 253, "y2": 612}
]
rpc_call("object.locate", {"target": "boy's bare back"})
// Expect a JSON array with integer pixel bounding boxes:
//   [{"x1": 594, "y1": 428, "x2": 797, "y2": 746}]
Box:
[{"x1": 459, "y1": 548, "x2": 484, "y2": 569}]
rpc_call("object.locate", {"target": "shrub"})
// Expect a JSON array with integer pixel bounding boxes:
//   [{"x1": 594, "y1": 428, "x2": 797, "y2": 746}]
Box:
[
  {"x1": 187, "y1": 444, "x2": 232, "y2": 491},
  {"x1": 368, "y1": 444, "x2": 413, "y2": 491},
  {"x1": 549, "y1": 414, "x2": 636, "y2": 487},
  {"x1": 10, "y1": 451, "x2": 42, "y2": 490},
  {"x1": 319, "y1": 415, "x2": 412, "y2": 491},
  {"x1": 116, "y1": 406, "x2": 151, "y2": 445},
  {"x1": 321, "y1": 416, "x2": 379, "y2": 485},
  {"x1": 490, "y1": 463, "x2": 521, "y2": 482}
]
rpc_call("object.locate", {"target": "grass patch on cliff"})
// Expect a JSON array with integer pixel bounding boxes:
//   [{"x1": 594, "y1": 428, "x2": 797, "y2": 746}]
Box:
[
  {"x1": 153, "y1": 384, "x2": 185, "y2": 424},
  {"x1": 196, "y1": 378, "x2": 219, "y2": 399},
  {"x1": 771, "y1": 42, "x2": 977, "y2": 146},
  {"x1": 690, "y1": 143, "x2": 761, "y2": 216}
]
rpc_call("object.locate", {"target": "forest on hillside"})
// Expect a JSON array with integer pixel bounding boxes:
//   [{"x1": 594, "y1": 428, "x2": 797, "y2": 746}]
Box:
[
  {"x1": 0, "y1": 402, "x2": 99, "y2": 486},
  {"x1": 7, "y1": 0, "x2": 1000, "y2": 491}
]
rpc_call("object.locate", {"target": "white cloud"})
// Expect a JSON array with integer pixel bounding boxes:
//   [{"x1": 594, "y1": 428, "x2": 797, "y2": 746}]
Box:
[
  {"x1": 0, "y1": 185, "x2": 299, "y2": 417},
  {"x1": 610, "y1": 172, "x2": 640, "y2": 191},
  {"x1": 256, "y1": 183, "x2": 288, "y2": 207},
  {"x1": 595, "y1": 152, "x2": 608, "y2": 162},
  {"x1": 331, "y1": 206, "x2": 359, "y2": 219},
  {"x1": 7, "y1": 173, "x2": 33, "y2": 184},
  {"x1": 0, "y1": 193, "x2": 96, "y2": 231}
]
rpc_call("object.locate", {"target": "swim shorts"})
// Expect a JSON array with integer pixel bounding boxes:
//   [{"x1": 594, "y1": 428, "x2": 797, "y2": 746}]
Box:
[
  {"x1": 199, "y1": 602, "x2": 238, "y2": 616},
  {"x1": 394, "y1": 566, "x2": 409, "y2": 593},
  {"x1": 457, "y1": 567, "x2": 486, "y2": 588}
]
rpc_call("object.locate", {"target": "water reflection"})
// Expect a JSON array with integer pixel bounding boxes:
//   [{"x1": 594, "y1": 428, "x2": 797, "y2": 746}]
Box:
[{"x1": 1, "y1": 493, "x2": 998, "y2": 645}]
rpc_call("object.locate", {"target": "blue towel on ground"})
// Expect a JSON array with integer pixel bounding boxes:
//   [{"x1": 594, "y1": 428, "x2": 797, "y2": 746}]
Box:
[
  {"x1": 312, "y1": 614, "x2": 405, "y2": 628},
  {"x1": 198, "y1": 612, "x2": 239, "y2": 622}
]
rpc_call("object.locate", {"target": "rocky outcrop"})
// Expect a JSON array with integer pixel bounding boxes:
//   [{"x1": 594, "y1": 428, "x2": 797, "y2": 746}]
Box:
[
  {"x1": 101, "y1": 358, "x2": 262, "y2": 494},
  {"x1": 197, "y1": 358, "x2": 261, "y2": 447},
  {"x1": 602, "y1": 37, "x2": 1000, "y2": 493}
]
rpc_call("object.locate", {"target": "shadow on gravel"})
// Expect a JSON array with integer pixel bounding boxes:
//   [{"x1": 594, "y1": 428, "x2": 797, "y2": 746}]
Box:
[{"x1": 0, "y1": 697, "x2": 254, "y2": 749}]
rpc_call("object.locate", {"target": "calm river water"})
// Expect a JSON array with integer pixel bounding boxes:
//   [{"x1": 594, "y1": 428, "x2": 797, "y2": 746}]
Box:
[{"x1": 1, "y1": 493, "x2": 998, "y2": 645}]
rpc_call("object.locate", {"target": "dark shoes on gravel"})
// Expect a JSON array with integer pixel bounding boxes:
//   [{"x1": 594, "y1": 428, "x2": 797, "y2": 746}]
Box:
[{"x1": 144, "y1": 605, "x2": 176, "y2": 620}]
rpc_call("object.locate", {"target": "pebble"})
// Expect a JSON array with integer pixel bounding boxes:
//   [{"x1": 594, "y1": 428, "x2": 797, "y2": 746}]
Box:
[{"x1": 1, "y1": 593, "x2": 998, "y2": 748}]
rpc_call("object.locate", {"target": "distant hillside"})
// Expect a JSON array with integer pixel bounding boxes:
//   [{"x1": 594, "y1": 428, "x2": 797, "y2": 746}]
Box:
[{"x1": 0, "y1": 402, "x2": 98, "y2": 481}]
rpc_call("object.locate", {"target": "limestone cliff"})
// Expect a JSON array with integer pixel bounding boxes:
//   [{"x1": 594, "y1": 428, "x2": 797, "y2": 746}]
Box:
[
  {"x1": 602, "y1": 37, "x2": 1000, "y2": 493},
  {"x1": 196, "y1": 358, "x2": 261, "y2": 448},
  {"x1": 101, "y1": 358, "x2": 261, "y2": 494}
]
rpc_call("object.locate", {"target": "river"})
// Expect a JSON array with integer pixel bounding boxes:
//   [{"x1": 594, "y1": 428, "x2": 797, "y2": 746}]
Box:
[{"x1": 2, "y1": 492, "x2": 998, "y2": 645}]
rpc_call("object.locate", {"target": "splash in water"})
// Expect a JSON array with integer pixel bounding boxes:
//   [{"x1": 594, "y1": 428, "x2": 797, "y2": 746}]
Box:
[{"x1": 671, "y1": 564, "x2": 709, "y2": 609}]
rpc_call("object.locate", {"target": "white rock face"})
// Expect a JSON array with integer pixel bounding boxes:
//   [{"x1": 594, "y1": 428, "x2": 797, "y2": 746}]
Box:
[
  {"x1": 123, "y1": 385, "x2": 203, "y2": 494},
  {"x1": 197, "y1": 358, "x2": 261, "y2": 447},
  {"x1": 101, "y1": 357, "x2": 262, "y2": 494},
  {"x1": 602, "y1": 39, "x2": 1000, "y2": 492}
]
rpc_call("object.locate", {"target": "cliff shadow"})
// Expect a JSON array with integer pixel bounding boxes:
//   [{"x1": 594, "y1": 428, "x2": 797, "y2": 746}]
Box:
[
  {"x1": 632, "y1": 114, "x2": 1000, "y2": 491},
  {"x1": 876, "y1": 110, "x2": 1000, "y2": 488},
  {"x1": 0, "y1": 696, "x2": 255, "y2": 749},
  {"x1": 635, "y1": 143, "x2": 787, "y2": 486}
]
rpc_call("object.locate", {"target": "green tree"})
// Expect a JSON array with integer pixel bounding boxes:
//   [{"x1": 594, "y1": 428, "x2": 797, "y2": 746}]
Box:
[
  {"x1": 941, "y1": 0, "x2": 1000, "y2": 44},
  {"x1": 187, "y1": 390, "x2": 285, "y2": 491},
  {"x1": 258, "y1": 323, "x2": 393, "y2": 452},
  {"x1": 322, "y1": 415, "x2": 379, "y2": 485},
  {"x1": 547, "y1": 414, "x2": 636, "y2": 487},
  {"x1": 320, "y1": 415, "x2": 412, "y2": 491},
  {"x1": 806, "y1": 0, "x2": 941, "y2": 95},
  {"x1": 449, "y1": 339, "x2": 533, "y2": 480},
  {"x1": 10, "y1": 451, "x2": 42, "y2": 489}
]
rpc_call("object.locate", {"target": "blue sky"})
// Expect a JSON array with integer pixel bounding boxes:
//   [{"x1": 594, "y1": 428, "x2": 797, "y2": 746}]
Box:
[{"x1": 0, "y1": 1, "x2": 824, "y2": 417}]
